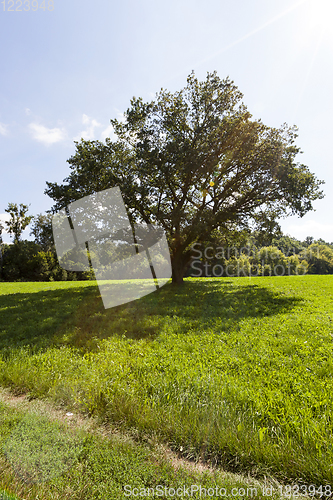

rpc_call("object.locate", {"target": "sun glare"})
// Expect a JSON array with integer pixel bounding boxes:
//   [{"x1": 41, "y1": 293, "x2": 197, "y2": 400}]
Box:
[{"x1": 301, "y1": 0, "x2": 333, "y2": 37}]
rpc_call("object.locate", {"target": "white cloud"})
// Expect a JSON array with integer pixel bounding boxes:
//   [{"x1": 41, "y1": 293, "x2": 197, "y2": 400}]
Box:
[
  {"x1": 0, "y1": 123, "x2": 8, "y2": 136},
  {"x1": 82, "y1": 114, "x2": 90, "y2": 125},
  {"x1": 283, "y1": 219, "x2": 333, "y2": 242},
  {"x1": 100, "y1": 124, "x2": 116, "y2": 140},
  {"x1": 25, "y1": 107, "x2": 31, "y2": 116},
  {"x1": 116, "y1": 111, "x2": 126, "y2": 123},
  {"x1": 100, "y1": 112, "x2": 125, "y2": 141},
  {"x1": 29, "y1": 122, "x2": 67, "y2": 146},
  {"x1": 74, "y1": 114, "x2": 102, "y2": 141}
]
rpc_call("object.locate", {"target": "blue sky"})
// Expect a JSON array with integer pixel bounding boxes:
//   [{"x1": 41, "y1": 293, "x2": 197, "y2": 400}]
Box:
[{"x1": 0, "y1": 0, "x2": 332, "y2": 243}]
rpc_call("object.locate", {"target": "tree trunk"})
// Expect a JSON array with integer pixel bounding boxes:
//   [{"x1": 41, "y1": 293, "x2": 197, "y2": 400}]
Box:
[
  {"x1": 171, "y1": 252, "x2": 190, "y2": 285},
  {"x1": 171, "y1": 266, "x2": 184, "y2": 285}
]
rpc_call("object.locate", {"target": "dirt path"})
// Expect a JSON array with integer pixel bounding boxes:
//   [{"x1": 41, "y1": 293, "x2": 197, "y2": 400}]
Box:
[{"x1": 0, "y1": 386, "x2": 290, "y2": 498}]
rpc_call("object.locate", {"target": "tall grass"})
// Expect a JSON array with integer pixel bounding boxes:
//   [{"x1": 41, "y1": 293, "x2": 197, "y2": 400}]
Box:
[{"x1": 0, "y1": 276, "x2": 332, "y2": 485}]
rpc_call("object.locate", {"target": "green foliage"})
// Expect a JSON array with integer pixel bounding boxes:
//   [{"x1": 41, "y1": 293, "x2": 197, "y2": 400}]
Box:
[
  {"x1": 1, "y1": 241, "x2": 94, "y2": 282},
  {"x1": 225, "y1": 246, "x2": 309, "y2": 276},
  {"x1": 300, "y1": 244, "x2": 333, "y2": 274},
  {"x1": 0, "y1": 276, "x2": 333, "y2": 485},
  {"x1": 2, "y1": 241, "x2": 45, "y2": 282},
  {"x1": 271, "y1": 234, "x2": 306, "y2": 255},
  {"x1": 1, "y1": 241, "x2": 61, "y2": 282},
  {"x1": 3, "y1": 204, "x2": 33, "y2": 244},
  {"x1": 45, "y1": 71, "x2": 324, "y2": 283},
  {"x1": 30, "y1": 213, "x2": 54, "y2": 252}
]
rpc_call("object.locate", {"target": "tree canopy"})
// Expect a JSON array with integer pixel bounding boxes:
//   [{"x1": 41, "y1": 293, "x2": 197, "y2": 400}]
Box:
[{"x1": 45, "y1": 71, "x2": 324, "y2": 283}]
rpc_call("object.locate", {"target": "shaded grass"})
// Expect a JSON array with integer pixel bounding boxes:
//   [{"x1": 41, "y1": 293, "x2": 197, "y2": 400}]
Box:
[
  {"x1": 0, "y1": 279, "x2": 302, "y2": 350},
  {"x1": 0, "y1": 276, "x2": 333, "y2": 486}
]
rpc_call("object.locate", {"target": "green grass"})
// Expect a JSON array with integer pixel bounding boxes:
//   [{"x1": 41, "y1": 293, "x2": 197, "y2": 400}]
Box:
[
  {"x1": 0, "y1": 394, "x2": 284, "y2": 500},
  {"x1": 0, "y1": 276, "x2": 333, "y2": 490},
  {"x1": 0, "y1": 488, "x2": 19, "y2": 500}
]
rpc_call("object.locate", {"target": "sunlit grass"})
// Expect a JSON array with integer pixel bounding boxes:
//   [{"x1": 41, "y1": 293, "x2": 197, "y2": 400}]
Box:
[{"x1": 0, "y1": 276, "x2": 333, "y2": 486}]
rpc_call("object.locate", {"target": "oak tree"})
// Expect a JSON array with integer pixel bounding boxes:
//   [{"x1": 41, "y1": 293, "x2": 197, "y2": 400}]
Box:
[{"x1": 45, "y1": 72, "x2": 324, "y2": 284}]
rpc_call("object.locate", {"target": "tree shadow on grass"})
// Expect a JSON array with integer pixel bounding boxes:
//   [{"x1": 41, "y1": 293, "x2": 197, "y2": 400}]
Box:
[
  {"x1": 0, "y1": 284, "x2": 99, "y2": 352},
  {"x1": 0, "y1": 279, "x2": 303, "y2": 352}
]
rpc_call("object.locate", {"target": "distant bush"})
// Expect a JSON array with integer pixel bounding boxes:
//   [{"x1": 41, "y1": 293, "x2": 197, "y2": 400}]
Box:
[
  {"x1": 1, "y1": 241, "x2": 42, "y2": 281},
  {"x1": 0, "y1": 241, "x2": 94, "y2": 282},
  {"x1": 299, "y1": 244, "x2": 333, "y2": 274}
]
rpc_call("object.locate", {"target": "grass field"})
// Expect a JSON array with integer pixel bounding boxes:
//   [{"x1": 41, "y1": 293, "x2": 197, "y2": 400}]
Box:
[{"x1": 0, "y1": 276, "x2": 333, "y2": 497}]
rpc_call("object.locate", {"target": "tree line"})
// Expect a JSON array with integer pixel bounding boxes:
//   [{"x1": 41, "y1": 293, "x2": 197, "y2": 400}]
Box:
[
  {"x1": 0, "y1": 205, "x2": 93, "y2": 282},
  {"x1": 0, "y1": 202, "x2": 332, "y2": 282}
]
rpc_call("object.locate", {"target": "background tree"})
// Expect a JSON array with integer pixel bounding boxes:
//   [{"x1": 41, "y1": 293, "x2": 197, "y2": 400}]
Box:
[
  {"x1": 45, "y1": 71, "x2": 324, "y2": 284},
  {"x1": 304, "y1": 236, "x2": 314, "y2": 246},
  {"x1": 271, "y1": 234, "x2": 306, "y2": 255},
  {"x1": 4, "y1": 203, "x2": 34, "y2": 244},
  {"x1": 1, "y1": 241, "x2": 44, "y2": 281},
  {"x1": 30, "y1": 213, "x2": 54, "y2": 251},
  {"x1": 300, "y1": 244, "x2": 333, "y2": 274},
  {"x1": 2, "y1": 240, "x2": 61, "y2": 282}
]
